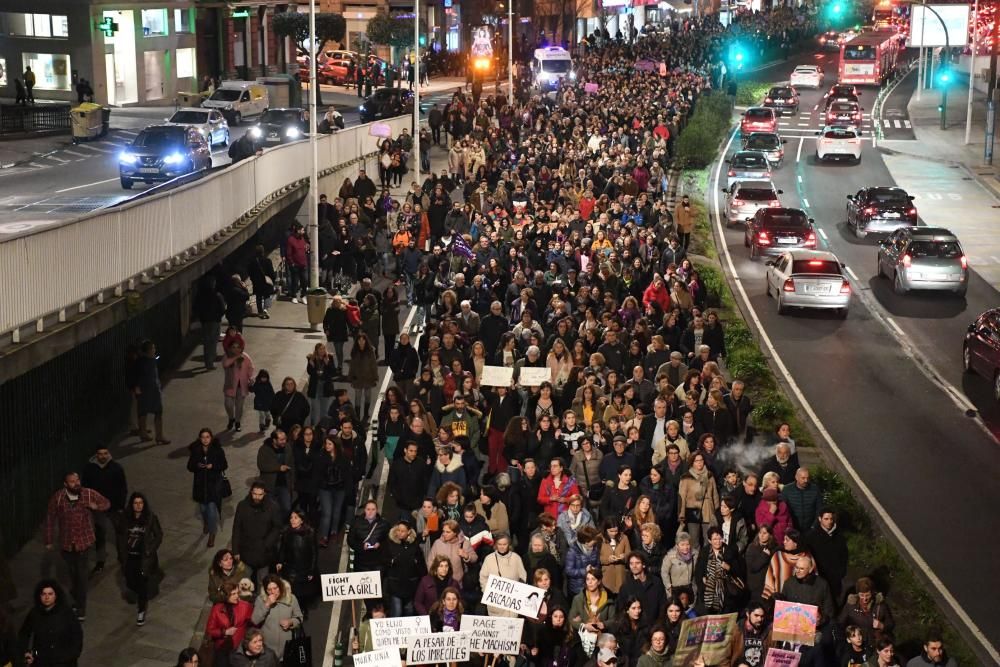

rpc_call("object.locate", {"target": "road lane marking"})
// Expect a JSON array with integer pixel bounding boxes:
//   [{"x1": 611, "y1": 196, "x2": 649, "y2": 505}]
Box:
[
  {"x1": 45, "y1": 155, "x2": 69, "y2": 163},
  {"x1": 893, "y1": 120, "x2": 901, "y2": 128},
  {"x1": 710, "y1": 128, "x2": 999, "y2": 664},
  {"x1": 55, "y1": 177, "x2": 120, "y2": 193},
  {"x1": 818, "y1": 227, "x2": 828, "y2": 240},
  {"x1": 797, "y1": 174, "x2": 803, "y2": 183},
  {"x1": 885, "y1": 316, "x2": 905, "y2": 337},
  {"x1": 64, "y1": 150, "x2": 89, "y2": 158},
  {"x1": 884, "y1": 119, "x2": 891, "y2": 127},
  {"x1": 28, "y1": 163, "x2": 46, "y2": 169},
  {"x1": 796, "y1": 136, "x2": 804, "y2": 162},
  {"x1": 76, "y1": 144, "x2": 111, "y2": 153},
  {"x1": 802, "y1": 197, "x2": 810, "y2": 207},
  {"x1": 813, "y1": 104, "x2": 819, "y2": 111},
  {"x1": 903, "y1": 120, "x2": 911, "y2": 128},
  {"x1": 844, "y1": 265, "x2": 859, "y2": 281}
]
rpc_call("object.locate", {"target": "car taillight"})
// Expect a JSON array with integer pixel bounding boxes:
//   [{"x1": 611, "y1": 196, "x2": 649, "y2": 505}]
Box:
[
  {"x1": 907, "y1": 208, "x2": 917, "y2": 216},
  {"x1": 961, "y1": 255, "x2": 968, "y2": 269},
  {"x1": 783, "y1": 278, "x2": 796, "y2": 292},
  {"x1": 758, "y1": 231, "x2": 771, "y2": 245},
  {"x1": 769, "y1": 200, "x2": 781, "y2": 207},
  {"x1": 727, "y1": 169, "x2": 735, "y2": 177},
  {"x1": 733, "y1": 199, "x2": 745, "y2": 206},
  {"x1": 805, "y1": 232, "x2": 817, "y2": 247},
  {"x1": 765, "y1": 97, "x2": 773, "y2": 103},
  {"x1": 864, "y1": 207, "x2": 875, "y2": 216},
  {"x1": 902, "y1": 254, "x2": 912, "y2": 267},
  {"x1": 840, "y1": 280, "x2": 851, "y2": 294}
]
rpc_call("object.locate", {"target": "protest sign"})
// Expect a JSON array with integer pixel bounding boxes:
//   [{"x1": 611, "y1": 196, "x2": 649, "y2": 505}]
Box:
[
  {"x1": 369, "y1": 122, "x2": 392, "y2": 138},
  {"x1": 460, "y1": 615, "x2": 525, "y2": 654},
  {"x1": 670, "y1": 613, "x2": 737, "y2": 666},
  {"x1": 772, "y1": 600, "x2": 818, "y2": 646},
  {"x1": 480, "y1": 365, "x2": 514, "y2": 387},
  {"x1": 764, "y1": 647, "x2": 802, "y2": 667},
  {"x1": 320, "y1": 571, "x2": 382, "y2": 601},
  {"x1": 406, "y1": 632, "x2": 472, "y2": 665},
  {"x1": 517, "y1": 367, "x2": 551, "y2": 387},
  {"x1": 370, "y1": 616, "x2": 432, "y2": 649},
  {"x1": 480, "y1": 575, "x2": 545, "y2": 619},
  {"x1": 354, "y1": 648, "x2": 402, "y2": 667},
  {"x1": 584, "y1": 82, "x2": 600, "y2": 93}
]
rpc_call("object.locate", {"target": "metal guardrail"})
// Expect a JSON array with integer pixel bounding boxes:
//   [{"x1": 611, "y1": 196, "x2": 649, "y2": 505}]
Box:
[
  {"x1": 0, "y1": 118, "x2": 407, "y2": 340},
  {"x1": 0, "y1": 103, "x2": 72, "y2": 134}
]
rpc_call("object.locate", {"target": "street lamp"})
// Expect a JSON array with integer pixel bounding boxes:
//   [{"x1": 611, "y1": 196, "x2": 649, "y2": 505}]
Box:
[
  {"x1": 308, "y1": 0, "x2": 320, "y2": 296},
  {"x1": 413, "y1": 1, "x2": 420, "y2": 177},
  {"x1": 508, "y1": 0, "x2": 514, "y2": 105}
]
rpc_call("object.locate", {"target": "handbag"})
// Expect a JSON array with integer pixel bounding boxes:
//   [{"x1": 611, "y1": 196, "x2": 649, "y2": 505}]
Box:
[
  {"x1": 283, "y1": 628, "x2": 313, "y2": 667},
  {"x1": 197, "y1": 635, "x2": 216, "y2": 667},
  {"x1": 725, "y1": 572, "x2": 746, "y2": 597},
  {"x1": 684, "y1": 507, "x2": 703, "y2": 525},
  {"x1": 218, "y1": 472, "x2": 233, "y2": 499}
]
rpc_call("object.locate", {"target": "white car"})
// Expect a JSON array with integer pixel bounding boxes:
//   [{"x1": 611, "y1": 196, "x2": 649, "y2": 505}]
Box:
[
  {"x1": 724, "y1": 181, "x2": 783, "y2": 227},
  {"x1": 789, "y1": 65, "x2": 824, "y2": 88},
  {"x1": 765, "y1": 249, "x2": 851, "y2": 318},
  {"x1": 816, "y1": 125, "x2": 862, "y2": 163},
  {"x1": 165, "y1": 107, "x2": 230, "y2": 147}
]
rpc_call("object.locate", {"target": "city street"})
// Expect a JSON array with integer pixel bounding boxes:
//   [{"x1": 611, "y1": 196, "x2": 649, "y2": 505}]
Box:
[{"x1": 715, "y1": 51, "x2": 1000, "y2": 659}]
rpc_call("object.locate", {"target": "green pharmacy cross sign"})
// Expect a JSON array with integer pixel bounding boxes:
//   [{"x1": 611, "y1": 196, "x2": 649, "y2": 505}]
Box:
[{"x1": 98, "y1": 16, "x2": 119, "y2": 37}]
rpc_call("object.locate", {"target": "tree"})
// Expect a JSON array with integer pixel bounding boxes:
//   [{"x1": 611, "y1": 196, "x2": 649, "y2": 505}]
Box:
[
  {"x1": 366, "y1": 13, "x2": 429, "y2": 86},
  {"x1": 272, "y1": 12, "x2": 346, "y2": 103}
]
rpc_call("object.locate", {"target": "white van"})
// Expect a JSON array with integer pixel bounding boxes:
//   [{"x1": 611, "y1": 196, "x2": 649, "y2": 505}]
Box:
[
  {"x1": 201, "y1": 81, "x2": 269, "y2": 125},
  {"x1": 531, "y1": 46, "x2": 575, "y2": 90}
]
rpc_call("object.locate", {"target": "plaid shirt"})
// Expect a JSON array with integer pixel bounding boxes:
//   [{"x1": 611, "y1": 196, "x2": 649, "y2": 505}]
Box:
[{"x1": 45, "y1": 488, "x2": 111, "y2": 552}]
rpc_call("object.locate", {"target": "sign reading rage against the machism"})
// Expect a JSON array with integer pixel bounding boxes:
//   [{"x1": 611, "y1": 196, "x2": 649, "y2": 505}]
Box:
[
  {"x1": 370, "y1": 616, "x2": 433, "y2": 649},
  {"x1": 480, "y1": 575, "x2": 545, "y2": 619},
  {"x1": 771, "y1": 600, "x2": 818, "y2": 646},
  {"x1": 406, "y1": 632, "x2": 473, "y2": 665},
  {"x1": 459, "y1": 615, "x2": 525, "y2": 654},
  {"x1": 354, "y1": 648, "x2": 402, "y2": 667},
  {"x1": 320, "y1": 571, "x2": 382, "y2": 602}
]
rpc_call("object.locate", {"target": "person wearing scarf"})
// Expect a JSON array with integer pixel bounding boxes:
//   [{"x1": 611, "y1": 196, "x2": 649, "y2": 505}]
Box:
[{"x1": 637, "y1": 626, "x2": 671, "y2": 667}]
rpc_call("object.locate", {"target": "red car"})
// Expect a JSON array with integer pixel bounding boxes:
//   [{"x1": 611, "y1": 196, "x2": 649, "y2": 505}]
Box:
[
  {"x1": 965, "y1": 309, "x2": 1000, "y2": 400},
  {"x1": 741, "y1": 107, "x2": 777, "y2": 135}
]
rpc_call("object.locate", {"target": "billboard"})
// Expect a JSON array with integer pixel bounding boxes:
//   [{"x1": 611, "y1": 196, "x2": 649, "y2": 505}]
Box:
[
  {"x1": 907, "y1": 4, "x2": 970, "y2": 47},
  {"x1": 471, "y1": 26, "x2": 494, "y2": 58}
]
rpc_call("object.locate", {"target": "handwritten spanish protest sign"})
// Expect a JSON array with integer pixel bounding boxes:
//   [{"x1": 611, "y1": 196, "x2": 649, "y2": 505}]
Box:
[
  {"x1": 517, "y1": 367, "x2": 551, "y2": 387},
  {"x1": 480, "y1": 575, "x2": 544, "y2": 619},
  {"x1": 406, "y1": 632, "x2": 473, "y2": 665},
  {"x1": 480, "y1": 365, "x2": 514, "y2": 387},
  {"x1": 764, "y1": 647, "x2": 802, "y2": 667},
  {"x1": 320, "y1": 571, "x2": 382, "y2": 602},
  {"x1": 670, "y1": 613, "x2": 737, "y2": 666},
  {"x1": 459, "y1": 615, "x2": 525, "y2": 654},
  {"x1": 370, "y1": 616, "x2": 433, "y2": 649},
  {"x1": 772, "y1": 600, "x2": 818, "y2": 646},
  {"x1": 354, "y1": 648, "x2": 402, "y2": 667}
]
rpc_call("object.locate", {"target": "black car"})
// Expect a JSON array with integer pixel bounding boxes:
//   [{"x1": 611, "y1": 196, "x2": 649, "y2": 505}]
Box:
[
  {"x1": 763, "y1": 86, "x2": 800, "y2": 115},
  {"x1": 744, "y1": 207, "x2": 817, "y2": 259},
  {"x1": 359, "y1": 87, "x2": 413, "y2": 124},
  {"x1": 118, "y1": 125, "x2": 211, "y2": 189},
  {"x1": 846, "y1": 186, "x2": 917, "y2": 239},
  {"x1": 824, "y1": 83, "x2": 861, "y2": 110},
  {"x1": 249, "y1": 108, "x2": 308, "y2": 146}
]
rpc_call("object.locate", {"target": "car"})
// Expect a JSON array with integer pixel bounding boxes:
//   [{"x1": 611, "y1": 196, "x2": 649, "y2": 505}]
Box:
[
  {"x1": 763, "y1": 86, "x2": 800, "y2": 115},
  {"x1": 877, "y1": 227, "x2": 968, "y2": 296},
  {"x1": 815, "y1": 125, "x2": 862, "y2": 163},
  {"x1": 745, "y1": 207, "x2": 817, "y2": 259},
  {"x1": 741, "y1": 107, "x2": 777, "y2": 135},
  {"x1": 359, "y1": 87, "x2": 414, "y2": 123},
  {"x1": 741, "y1": 132, "x2": 787, "y2": 166},
  {"x1": 790, "y1": 65, "x2": 824, "y2": 88},
  {"x1": 963, "y1": 309, "x2": 1000, "y2": 398},
  {"x1": 819, "y1": 31, "x2": 843, "y2": 50},
  {"x1": 824, "y1": 83, "x2": 861, "y2": 101},
  {"x1": 825, "y1": 100, "x2": 863, "y2": 127},
  {"x1": 249, "y1": 108, "x2": 309, "y2": 146},
  {"x1": 723, "y1": 181, "x2": 783, "y2": 227},
  {"x1": 118, "y1": 125, "x2": 211, "y2": 189},
  {"x1": 846, "y1": 186, "x2": 918, "y2": 239},
  {"x1": 201, "y1": 81, "x2": 268, "y2": 125},
  {"x1": 726, "y1": 150, "x2": 772, "y2": 189},
  {"x1": 765, "y1": 249, "x2": 850, "y2": 317},
  {"x1": 164, "y1": 107, "x2": 230, "y2": 147}
]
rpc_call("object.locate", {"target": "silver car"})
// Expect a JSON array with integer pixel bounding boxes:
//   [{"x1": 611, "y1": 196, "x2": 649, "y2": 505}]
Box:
[
  {"x1": 765, "y1": 249, "x2": 851, "y2": 317},
  {"x1": 724, "y1": 181, "x2": 783, "y2": 227},
  {"x1": 742, "y1": 132, "x2": 786, "y2": 167},
  {"x1": 165, "y1": 107, "x2": 230, "y2": 147},
  {"x1": 727, "y1": 150, "x2": 772, "y2": 189},
  {"x1": 877, "y1": 227, "x2": 969, "y2": 297}
]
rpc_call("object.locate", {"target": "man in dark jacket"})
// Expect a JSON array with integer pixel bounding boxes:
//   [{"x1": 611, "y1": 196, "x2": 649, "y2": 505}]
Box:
[
  {"x1": 759, "y1": 443, "x2": 798, "y2": 487},
  {"x1": 388, "y1": 441, "x2": 430, "y2": 513},
  {"x1": 232, "y1": 482, "x2": 283, "y2": 586},
  {"x1": 354, "y1": 168, "x2": 377, "y2": 203},
  {"x1": 479, "y1": 301, "x2": 508, "y2": 361},
  {"x1": 347, "y1": 499, "x2": 390, "y2": 571},
  {"x1": 82, "y1": 446, "x2": 128, "y2": 574},
  {"x1": 617, "y1": 552, "x2": 666, "y2": 624},
  {"x1": 228, "y1": 132, "x2": 262, "y2": 164},
  {"x1": 193, "y1": 275, "x2": 227, "y2": 370},
  {"x1": 778, "y1": 554, "x2": 835, "y2": 661},
  {"x1": 782, "y1": 468, "x2": 822, "y2": 532},
  {"x1": 805, "y1": 509, "x2": 849, "y2": 606},
  {"x1": 400, "y1": 417, "x2": 436, "y2": 463},
  {"x1": 428, "y1": 103, "x2": 444, "y2": 144},
  {"x1": 257, "y1": 430, "x2": 296, "y2": 517},
  {"x1": 390, "y1": 332, "x2": 420, "y2": 396},
  {"x1": 724, "y1": 380, "x2": 754, "y2": 443}
]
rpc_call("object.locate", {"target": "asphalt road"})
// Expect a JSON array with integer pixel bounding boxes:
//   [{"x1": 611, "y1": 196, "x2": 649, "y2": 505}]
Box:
[{"x1": 717, "y1": 52, "x2": 1000, "y2": 662}]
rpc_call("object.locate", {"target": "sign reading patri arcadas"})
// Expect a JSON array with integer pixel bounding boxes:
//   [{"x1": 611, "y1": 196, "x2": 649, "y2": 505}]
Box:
[
  {"x1": 460, "y1": 615, "x2": 525, "y2": 654},
  {"x1": 320, "y1": 571, "x2": 382, "y2": 601},
  {"x1": 406, "y1": 632, "x2": 472, "y2": 665},
  {"x1": 480, "y1": 575, "x2": 545, "y2": 619}
]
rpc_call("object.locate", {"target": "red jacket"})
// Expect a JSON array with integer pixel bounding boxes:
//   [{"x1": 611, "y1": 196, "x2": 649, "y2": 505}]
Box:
[
  {"x1": 579, "y1": 197, "x2": 596, "y2": 221},
  {"x1": 537, "y1": 474, "x2": 580, "y2": 517},
  {"x1": 205, "y1": 600, "x2": 254, "y2": 650},
  {"x1": 286, "y1": 234, "x2": 309, "y2": 268},
  {"x1": 642, "y1": 282, "x2": 671, "y2": 312},
  {"x1": 756, "y1": 499, "x2": 793, "y2": 544}
]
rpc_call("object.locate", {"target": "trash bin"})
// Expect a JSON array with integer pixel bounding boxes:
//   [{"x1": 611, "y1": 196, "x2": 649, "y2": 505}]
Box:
[
  {"x1": 100, "y1": 106, "x2": 111, "y2": 137},
  {"x1": 71, "y1": 103, "x2": 104, "y2": 143},
  {"x1": 306, "y1": 290, "x2": 329, "y2": 327},
  {"x1": 176, "y1": 91, "x2": 202, "y2": 107},
  {"x1": 257, "y1": 75, "x2": 300, "y2": 109}
]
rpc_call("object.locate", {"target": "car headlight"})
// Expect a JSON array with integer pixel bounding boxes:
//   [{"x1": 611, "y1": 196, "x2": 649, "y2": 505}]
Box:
[
  {"x1": 119, "y1": 152, "x2": 138, "y2": 165},
  {"x1": 163, "y1": 152, "x2": 185, "y2": 165},
  {"x1": 285, "y1": 127, "x2": 302, "y2": 139},
  {"x1": 359, "y1": 104, "x2": 366, "y2": 112},
  {"x1": 249, "y1": 127, "x2": 263, "y2": 139}
]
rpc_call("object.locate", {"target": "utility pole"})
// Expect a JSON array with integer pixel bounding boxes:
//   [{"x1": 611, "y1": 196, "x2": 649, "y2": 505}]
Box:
[
  {"x1": 413, "y1": 0, "x2": 421, "y2": 176},
  {"x1": 508, "y1": 0, "x2": 514, "y2": 105},
  {"x1": 966, "y1": 0, "x2": 979, "y2": 144},
  {"x1": 308, "y1": 0, "x2": 319, "y2": 291}
]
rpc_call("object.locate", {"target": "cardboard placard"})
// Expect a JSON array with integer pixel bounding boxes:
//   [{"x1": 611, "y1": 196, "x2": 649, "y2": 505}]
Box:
[
  {"x1": 764, "y1": 647, "x2": 802, "y2": 667},
  {"x1": 406, "y1": 632, "x2": 472, "y2": 665},
  {"x1": 354, "y1": 648, "x2": 402, "y2": 667},
  {"x1": 517, "y1": 367, "x2": 551, "y2": 387},
  {"x1": 320, "y1": 571, "x2": 382, "y2": 601},
  {"x1": 370, "y1": 616, "x2": 433, "y2": 649},
  {"x1": 772, "y1": 600, "x2": 818, "y2": 646},
  {"x1": 459, "y1": 615, "x2": 525, "y2": 654},
  {"x1": 480, "y1": 575, "x2": 544, "y2": 619},
  {"x1": 480, "y1": 365, "x2": 514, "y2": 387},
  {"x1": 369, "y1": 122, "x2": 393, "y2": 138},
  {"x1": 584, "y1": 82, "x2": 599, "y2": 93},
  {"x1": 670, "y1": 613, "x2": 737, "y2": 666}
]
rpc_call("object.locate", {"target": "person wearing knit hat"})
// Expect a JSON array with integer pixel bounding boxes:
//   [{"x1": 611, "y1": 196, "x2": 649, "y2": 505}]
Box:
[{"x1": 756, "y1": 487, "x2": 793, "y2": 546}]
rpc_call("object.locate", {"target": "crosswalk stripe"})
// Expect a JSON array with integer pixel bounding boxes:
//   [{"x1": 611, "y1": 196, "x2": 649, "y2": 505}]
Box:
[
  {"x1": 903, "y1": 120, "x2": 911, "y2": 128},
  {"x1": 883, "y1": 119, "x2": 890, "y2": 127},
  {"x1": 82, "y1": 144, "x2": 112, "y2": 153},
  {"x1": 64, "y1": 150, "x2": 88, "y2": 158},
  {"x1": 893, "y1": 120, "x2": 901, "y2": 128},
  {"x1": 46, "y1": 155, "x2": 69, "y2": 163}
]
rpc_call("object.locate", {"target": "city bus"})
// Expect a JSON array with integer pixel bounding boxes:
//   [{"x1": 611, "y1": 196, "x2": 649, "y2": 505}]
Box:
[{"x1": 838, "y1": 30, "x2": 902, "y2": 86}]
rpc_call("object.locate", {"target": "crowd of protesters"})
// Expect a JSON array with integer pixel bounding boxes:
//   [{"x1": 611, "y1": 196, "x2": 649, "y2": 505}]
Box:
[{"x1": 4, "y1": 7, "x2": 955, "y2": 667}]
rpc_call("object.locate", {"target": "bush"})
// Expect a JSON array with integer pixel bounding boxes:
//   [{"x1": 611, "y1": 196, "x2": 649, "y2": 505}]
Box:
[
  {"x1": 735, "y1": 80, "x2": 772, "y2": 107},
  {"x1": 675, "y1": 92, "x2": 734, "y2": 169}
]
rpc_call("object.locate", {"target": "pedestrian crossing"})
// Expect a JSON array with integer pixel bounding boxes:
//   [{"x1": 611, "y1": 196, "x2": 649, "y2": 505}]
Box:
[{"x1": 881, "y1": 119, "x2": 912, "y2": 128}]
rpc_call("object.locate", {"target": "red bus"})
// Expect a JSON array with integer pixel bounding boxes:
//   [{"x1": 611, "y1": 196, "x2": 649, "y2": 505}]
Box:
[{"x1": 838, "y1": 30, "x2": 902, "y2": 85}]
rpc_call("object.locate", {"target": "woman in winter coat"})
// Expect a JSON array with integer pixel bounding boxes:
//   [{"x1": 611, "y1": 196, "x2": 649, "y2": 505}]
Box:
[
  {"x1": 609, "y1": 596, "x2": 651, "y2": 667},
  {"x1": 322, "y1": 297, "x2": 350, "y2": 373},
  {"x1": 599, "y1": 466, "x2": 640, "y2": 522},
  {"x1": 222, "y1": 339, "x2": 255, "y2": 432},
  {"x1": 384, "y1": 520, "x2": 427, "y2": 618},
  {"x1": 838, "y1": 576, "x2": 895, "y2": 650},
  {"x1": 381, "y1": 286, "x2": 401, "y2": 362},
  {"x1": 478, "y1": 533, "x2": 528, "y2": 617},
  {"x1": 426, "y1": 519, "x2": 477, "y2": 582},
  {"x1": 570, "y1": 439, "x2": 603, "y2": 512},
  {"x1": 229, "y1": 629, "x2": 280, "y2": 667},
  {"x1": 744, "y1": 524, "x2": 777, "y2": 604},
  {"x1": 250, "y1": 575, "x2": 303, "y2": 661},
  {"x1": 525, "y1": 533, "x2": 564, "y2": 591},
  {"x1": 208, "y1": 549, "x2": 254, "y2": 604},
  {"x1": 270, "y1": 377, "x2": 311, "y2": 432},
  {"x1": 248, "y1": 245, "x2": 276, "y2": 319},
  {"x1": 473, "y1": 487, "x2": 510, "y2": 535},
  {"x1": 276, "y1": 509, "x2": 319, "y2": 609},
  {"x1": 17, "y1": 580, "x2": 82, "y2": 667},
  {"x1": 116, "y1": 492, "x2": 163, "y2": 625},
  {"x1": 637, "y1": 626, "x2": 671, "y2": 667},
  {"x1": 755, "y1": 488, "x2": 793, "y2": 545},
  {"x1": 306, "y1": 343, "x2": 337, "y2": 427},
  {"x1": 187, "y1": 429, "x2": 229, "y2": 547},
  {"x1": 292, "y1": 427, "x2": 321, "y2": 515},
  {"x1": 762, "y1": 529, "x2": 815, "y2": 599},
  {"x1": 206, "y1": 582, "x2": 254, "y2": 665},
  {"x1": 677, "y1": 452, "x2": 720, "y2": 551},
  {"x1": 693, "y1": 527, "x2": 740, "y2": 615},
  {"x1": 661, "y1": 532, "x2": 697, "y2": 599},
  {"x1": 598, "y1": 519, "x2": 631, "y2": 594},
  {"x1": 429, "y1": 587, "x2": 464, "y2": 633},
  {"x1": 568, "y1": 568, "x2": 615, "y2": 633},
  {"x1": 639, "y1": 466, "x2": 677, "y2": 538},
  {"x1": 224, "y1": 274, "x2": 250, "y2": 331},
  {"x1": 315, "y1": 435, "x2": 351, "y2": 547},
  {"x1": 564, "y1": 525, "x2": 602, "y2": 596},
  {"x1": 415, "y1": 555, "x2": 462, "y2": 615},
  {"x1": 360, "y1": 294, "x2": 381, "y2": 351},
  {"x1": 349, "y1": 333, "x2": 379, "y2": 421}
]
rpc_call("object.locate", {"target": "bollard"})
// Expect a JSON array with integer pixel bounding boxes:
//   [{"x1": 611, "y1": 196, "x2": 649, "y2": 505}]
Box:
[{"x1": 334, "y1": 635, "x2": 345, "y2": 667}]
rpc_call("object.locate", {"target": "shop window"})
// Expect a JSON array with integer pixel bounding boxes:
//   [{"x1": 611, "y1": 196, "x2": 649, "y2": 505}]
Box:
[
  {"x1": 21, "y1": 52, "x2": 71, "y2": 90},
  {"x1": 174, "y1": 8, "x2": 193, "y2": 33},
  {"x1": 52, "y1": 15, "x2": 68, "y2": 38},
  {"x1": 142, "y1": 9, "x2": 168, "y2": 36},
  {"x1": 177, "y1": 47, "x2": 196, "y2": 78},
  {"x1": 0, "y1": 58, "x2": 7, "y2": 86},
  {"x1": 2, "y1": 13, "x2": 67, "y2": 38},
  {"x1": 32, "y1": 13, "x2": 51, "y2": 37}
]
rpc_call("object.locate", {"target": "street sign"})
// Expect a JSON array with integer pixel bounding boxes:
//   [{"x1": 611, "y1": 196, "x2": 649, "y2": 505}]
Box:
[
  {"x1": 480, "y1": 575, "x2": 544, "y2": 619},
  {"x1": 232, "y1": 9, "x2": 251, "y2": 18}
]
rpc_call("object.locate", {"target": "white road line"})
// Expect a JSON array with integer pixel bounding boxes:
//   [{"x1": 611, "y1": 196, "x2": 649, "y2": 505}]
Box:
[
  {"x1": 893, "y1": 119, "x2": 901, "y2": 128},
  {"x1": 63, "y1": 150, "x2": 89, "y2": 158},
  {"x1": 797, "y1": 174, "x2": 803, "y2": 183},
  {"x1": 812, "y1": 104, "x2": 818, "y2": 111},
  {"x1": 883, "y1": 118, "x2": 891, "y2": 127},
  {"x1": 903, "y1": 120, "x2": 911, "y2": 128},
  {"x1": 82, "y1": 144, "x2": 112, "y2": 153},
  {"x1": 844, "y1": 265, "x2": 859, "y2": 281},
  {"x1": 797, "y1": 122, "x2": 811, "y2": 127},
  {"x1": 802, "y1": 197, "x2": 810, "y2": 207},
  {"x1": 45, "y1": 155, "x2": 69, "y2": 163},
  {"x1": 55, "y1": 177, "x2": 120, "y2": 193},
  {"x1": 28, "y1": 162, "x2": 47, "y2": 169},
  {"x1": 118, "y1": 129, "x2": 138, "y2": 135},
  {"x1": 818, "y1": 227, "x2": 828, "y2": 240},
  {"x1": 796, "y1": 136, "x2": 804, "y2": 162},
  {"x1": 885, "y1": 316, "x2": 905, "y2": 337},
  {"x1": 710, "y1": 128, "x2": 1000, "y2": 665}
]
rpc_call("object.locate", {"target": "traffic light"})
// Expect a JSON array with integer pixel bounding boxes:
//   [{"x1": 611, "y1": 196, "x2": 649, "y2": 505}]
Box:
[
  {"x1": 824, "y1": 0, "x2": 850, "y2": 25},
  {"x1": 936, "y1": 69, "x2": 952, "y2": 86},
  {"x1": 419, "y1": 35, "x2": 427, "y2": 46},
  {"x1": 729, "y1": 43, "x2": 747, "y2": 72},
  {"x1": 936, "y1": 67, "x2": 952, "y2": 129}
]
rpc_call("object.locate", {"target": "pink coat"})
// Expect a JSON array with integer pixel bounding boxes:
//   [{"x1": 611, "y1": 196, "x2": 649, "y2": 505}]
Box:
[
  {"x1": 756, "y1": 498, "x2": 793, "y2": 544},
  {"x1": 223, "y1": 353, "x2": 255, "y2": 397}
]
